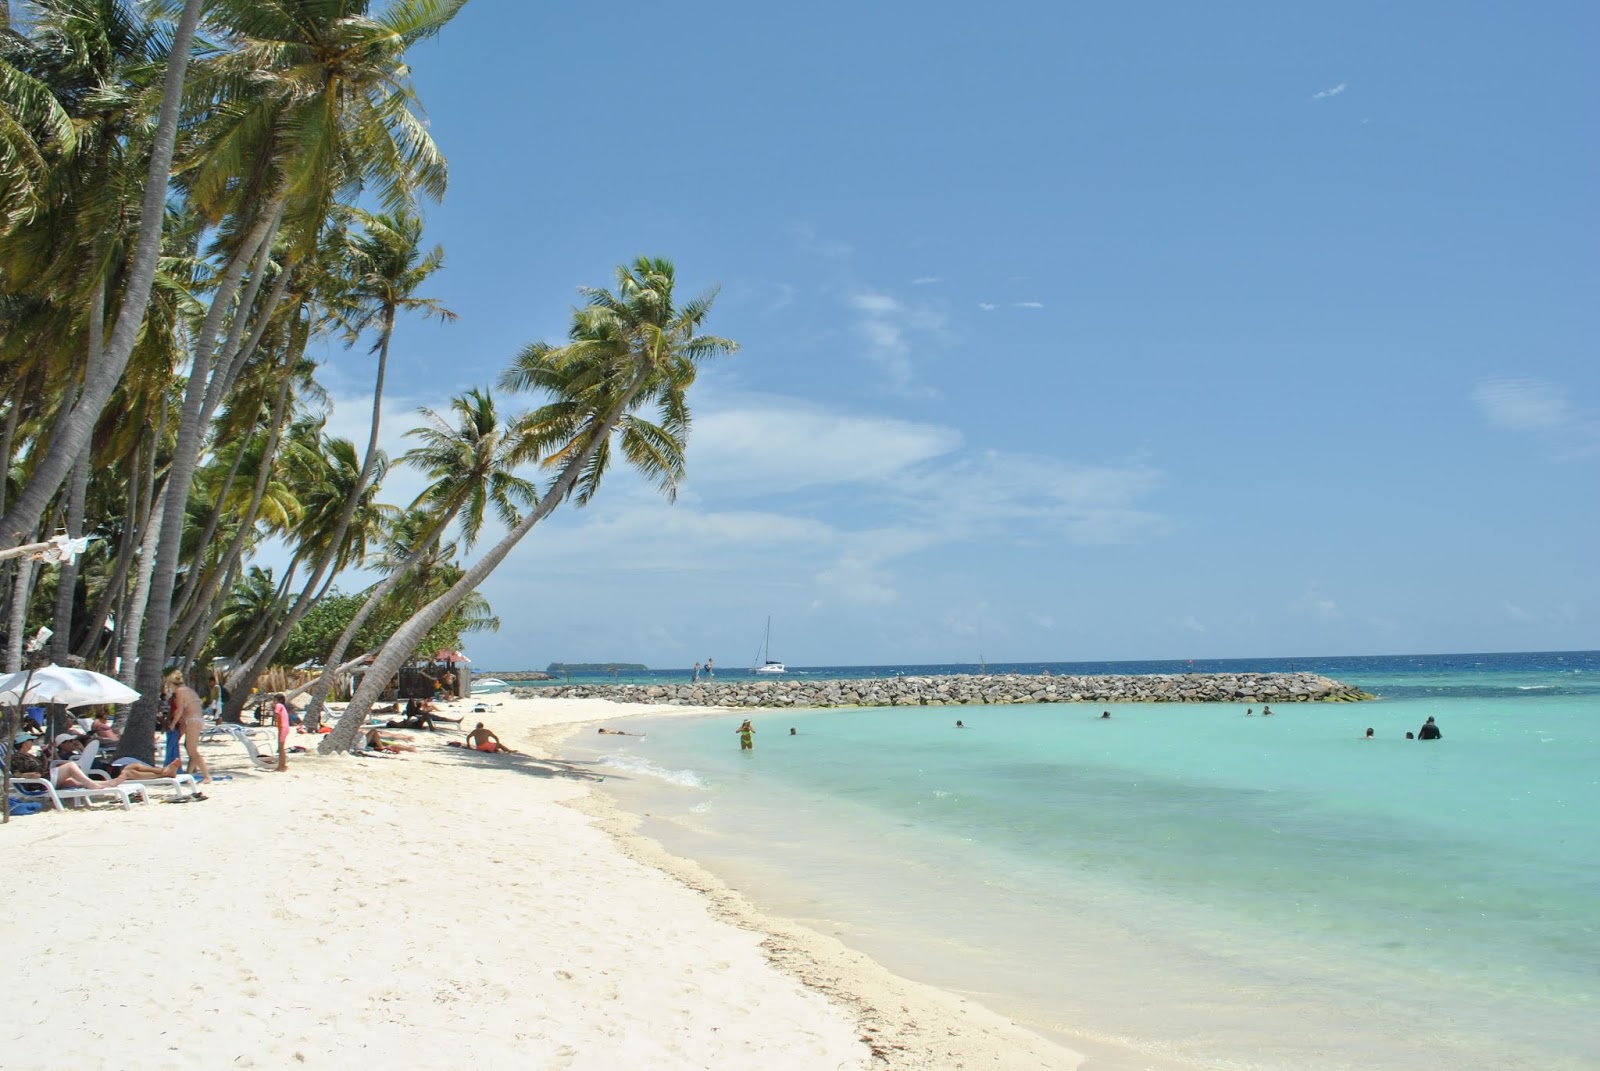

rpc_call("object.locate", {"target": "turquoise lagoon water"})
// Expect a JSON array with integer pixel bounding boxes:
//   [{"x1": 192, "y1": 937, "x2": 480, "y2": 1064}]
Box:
[{"x1": 563, "y1": 653, "x2": 1599, "y2": 1070}]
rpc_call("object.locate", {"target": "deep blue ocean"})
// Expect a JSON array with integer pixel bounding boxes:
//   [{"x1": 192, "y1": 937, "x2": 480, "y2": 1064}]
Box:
[{"x1": 555, "y1": 651, "x2": 1598, "y2": 1071}]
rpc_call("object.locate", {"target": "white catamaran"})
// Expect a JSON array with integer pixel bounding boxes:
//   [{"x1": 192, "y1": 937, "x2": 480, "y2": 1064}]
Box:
[{"x1": 752, "y1": 616, "x2": 785, "y2": 674}]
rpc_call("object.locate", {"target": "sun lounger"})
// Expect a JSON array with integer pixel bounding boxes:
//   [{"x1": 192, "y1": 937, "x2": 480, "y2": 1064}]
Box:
[
  {"x1": 219, "y1": 724, "x2": 277, "y2": 768},
  {"x1": 11, "y1": 777, "x2": 150, "y2": 811}
]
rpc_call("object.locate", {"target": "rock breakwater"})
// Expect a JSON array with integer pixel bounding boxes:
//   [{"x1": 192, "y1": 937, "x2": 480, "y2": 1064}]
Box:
[{"x1": 514, "y1": 671, "x2": 1372, "y2": 709}]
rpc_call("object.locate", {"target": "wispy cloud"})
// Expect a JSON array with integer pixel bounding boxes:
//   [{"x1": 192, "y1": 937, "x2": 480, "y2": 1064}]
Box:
[
  {"x1": 1012, "y1": 301, "x2": 1044, "y2": 309},
  {"x1": 1295, "y1": 581, "x2": 1342, "y2": 621},
  {"x1": 847, "y1": 291, "x2": 948, "y2": 398},
  {"x1": 1312, "y1": 82, "x2": 1348, "y2": 100},
  {"x1": 978, "y1": 302, "x2": 997, "y2": 311},
  {"x1": 1182, "y1": 615, "x2": 1206, "y2": 634},
  {"x1": 686, "y1": 400, "x2": 962, "y2": 493},
  {"x1": 912, "y1": 276, "x2": 942, "y2": 286},
  {"x1": 789, "y1": 221, "x2": 853, "y2": 261},
  {"x1": 1504, "y1": 601, "x2": 1533, "y2": 622},
  {"x1": 1473, "y1": 377, "x2": 1600, "y2": 459}
]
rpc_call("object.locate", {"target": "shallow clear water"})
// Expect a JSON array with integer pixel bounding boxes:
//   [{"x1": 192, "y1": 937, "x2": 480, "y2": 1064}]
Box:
[{"x1": 566, "y1": 652, "x2": 1600, "y2": 1070}]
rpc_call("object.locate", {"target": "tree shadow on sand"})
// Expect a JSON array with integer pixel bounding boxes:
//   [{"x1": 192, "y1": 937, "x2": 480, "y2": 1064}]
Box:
[{"x1": 424, "y1": 745, "x2": 620, "y2": 783}]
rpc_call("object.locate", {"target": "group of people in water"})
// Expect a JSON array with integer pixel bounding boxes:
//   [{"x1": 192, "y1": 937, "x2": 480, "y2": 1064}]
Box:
[{"x1": 735, "y1": 709, "x2": 1447, "y2": 744}]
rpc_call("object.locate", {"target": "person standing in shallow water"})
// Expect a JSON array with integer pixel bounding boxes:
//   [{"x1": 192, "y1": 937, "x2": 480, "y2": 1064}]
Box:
[
  {"x1": 691, "y1": 661, "x2": 701, "y2": 683},
  {"x1": 1418, "y1": 716, "x2": 1442, "y2": 740},
  {"x1": 705, "y1": 658, "x2": 714, "y2": 680},
  {"x1": 736, "y1": 719, "x2": 754, "y2": 750}
]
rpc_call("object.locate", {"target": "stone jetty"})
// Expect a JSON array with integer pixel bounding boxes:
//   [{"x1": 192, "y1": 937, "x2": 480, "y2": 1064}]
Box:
[{"x1": 513, "y1": 671, "x2": 1372, "y2": 709}]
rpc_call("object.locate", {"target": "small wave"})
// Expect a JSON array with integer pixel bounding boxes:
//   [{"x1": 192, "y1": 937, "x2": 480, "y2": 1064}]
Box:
[
  {"x1": 1517, "y1": 685, "x2": 1551, "y2": 691},
  {"x1": 594, "y1": 753, "x2": 708, "y2": 789}
]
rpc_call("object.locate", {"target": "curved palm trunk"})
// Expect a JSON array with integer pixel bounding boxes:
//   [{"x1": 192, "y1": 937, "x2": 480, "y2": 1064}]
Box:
[
  {"x1": 302, "y1": 498, "x2": 464, "y2": 730},
  {"x1": 221, "y1": 310, "x2": 395, "y2": 721},
  {"x1": 51, "y1": 279, "x2": 107, "y2": 663},
  {"x1": 324, "y1": 372, "x2": 649, "y2": 753},
  {"x1": 170, "y1": 362, "x2": 296, "y2": 656},
  {"x1": 3, "y1": 536, "x2": 38, "y2": 673},
  {"x1": 0, "y1": 0, "x2": 203, "y2": 551},
  {"x1": 122, "y1": 203, "x2": 286, "y2": 761}
]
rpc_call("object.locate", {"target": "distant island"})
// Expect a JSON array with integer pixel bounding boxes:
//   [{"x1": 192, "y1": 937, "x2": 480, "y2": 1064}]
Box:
[{"x1": 545, "y1": 663, "x2": 649, "y2": 674}]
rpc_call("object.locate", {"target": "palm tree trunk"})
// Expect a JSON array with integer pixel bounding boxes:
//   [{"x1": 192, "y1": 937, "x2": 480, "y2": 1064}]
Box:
[
  {"x1": 122, "y1": 200, "x2": 286, "y2": 760},
  {"x1": 170, "y1": 361, "x2": 295, "y2": 655},
  {"x1": 323, "y1": 369, "x2": 650, "y2": 753},
  {"x1": 48, "y1": 447, "x2": 91, "y2": 662},
  {"x1": 49, "y1": 281, "x2": 105, "y2": 664},
  {"x1": 0, "y1": 0, "x2": 203, "y2": 551},
  {"x1": 4, "y1": 524, "x2": 40, "y2": 672},
  {"x1": 303, "y1": 499, "x2": 465, "y2": 730},
  {"x1": 76, "y1": 429, "x2": 151, "y2": 662},
  {"x1": 117, "y1": 481, "x2": 167, "y2": 689},
  {"x1": 223, "y1": 308, "x2": 395, "y2": 720}
]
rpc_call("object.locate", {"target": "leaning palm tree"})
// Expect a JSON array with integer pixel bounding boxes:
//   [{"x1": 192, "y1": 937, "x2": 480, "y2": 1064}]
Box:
[
  {"x1": 323, "y1": 257, "x2": 737, "y2": 751},
  {"x1": 301, "y1": 387, "x2": 534, "y2": 728}
]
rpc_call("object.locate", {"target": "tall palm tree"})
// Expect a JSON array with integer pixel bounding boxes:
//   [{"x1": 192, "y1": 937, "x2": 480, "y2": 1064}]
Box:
[
  {"x1": 302, "y1": 387, "x2": 534, "y2": 727},
  {"x1": 324, "y1": 257, "x2": 737, "y2": 751},
  {"x1": 118, "y1": 0, "x2": 464, "y2": 760},
  {"x1": 0, "y1": 0, "x2": 204, "y2": 551}
]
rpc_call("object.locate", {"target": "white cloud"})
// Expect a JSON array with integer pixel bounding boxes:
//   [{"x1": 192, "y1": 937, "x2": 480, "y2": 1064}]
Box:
[
  {"x1": 1012, "y1": 301, "x2": 1045, "y2": 309},
  {"x1": 1027, "y1": 611, "x2": 1057, "y2": 631},
  {"x1": 847, "y1": 291, "x2": 949, "y2": 398},
  {"x1": 1182, "y1": 615, "x2": 1206, "y2": 633},
  {"x1": 978, "y1": 302, "x2": 997, "y2": 311},
  {"x1": 850, "y1": 293, "x2": 904, "y2": 315},
  {"x1": 790, "y1": 222, "x2": 853, "y2": 261},
  {"x1": 685, "y1": 400, "x2": 961, "y2": 493},
  {"x1": 1473, "y1": 377, "x2": 1600, "y2": 459},
  {"x1": 1312, "y1": 82, "x2": 1348, "y2": 100},
  {"x1": 1295, "y1": 581, "x2": 1342, "y2": 621},
  {"x1": 1504, "y1": 602, "x2": 1533, "y2": 622},
  {"x1": 912, "y1": 276, "x2": 942, "y2": 286},
  {"x1": 887, "y1": 449, "x2": 1170, "y2": 546}
]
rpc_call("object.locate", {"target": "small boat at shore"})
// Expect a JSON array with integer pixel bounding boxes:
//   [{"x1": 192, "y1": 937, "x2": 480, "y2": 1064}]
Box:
[
  {"x1": 472, "y1": 677, "x2": 510, "y2": 693},
  {"x1": 751, "y1": 617, "x2": 785, "y2": 675}
]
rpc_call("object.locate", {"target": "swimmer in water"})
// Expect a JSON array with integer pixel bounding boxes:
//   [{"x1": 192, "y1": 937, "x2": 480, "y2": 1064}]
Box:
[{"x1": 736, "y1": 719, "x2": 754, "y2": 750}]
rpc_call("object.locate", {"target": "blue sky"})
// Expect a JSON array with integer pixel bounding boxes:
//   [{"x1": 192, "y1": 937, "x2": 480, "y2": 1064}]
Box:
[{"x1": 314, "y1": 0, "x2": 1596, "y2": 670}]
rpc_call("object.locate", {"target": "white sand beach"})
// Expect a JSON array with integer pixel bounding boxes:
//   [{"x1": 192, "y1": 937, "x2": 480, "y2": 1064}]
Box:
[{"x1": 3, "y1": 694, "x2": 1080, "y2": 1070}]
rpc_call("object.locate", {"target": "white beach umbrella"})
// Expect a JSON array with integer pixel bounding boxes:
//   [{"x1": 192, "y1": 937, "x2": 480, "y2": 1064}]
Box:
[{"x1": 0, "y1": 664, "x2": 141, "y2": 708}]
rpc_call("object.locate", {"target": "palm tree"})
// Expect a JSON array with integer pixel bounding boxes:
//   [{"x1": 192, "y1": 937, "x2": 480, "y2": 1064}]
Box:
[
  {"x1": 119, "y1": 0, "x2": 465, "y2": 760},
  {"x1": 301, "y1": 387, "x2": 535, "y2": 727},
  {"x1": 0, "y1": 0, "x2": 205, "y2": 551},
  {"x1": 324, "y1": 257, "x2": 737, "y2": 751}
]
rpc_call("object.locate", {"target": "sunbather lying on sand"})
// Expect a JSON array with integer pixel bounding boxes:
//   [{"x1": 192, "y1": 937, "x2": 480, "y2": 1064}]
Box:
[{"x1": 365, "y1": 728, "x2": 418, "y2": 753}]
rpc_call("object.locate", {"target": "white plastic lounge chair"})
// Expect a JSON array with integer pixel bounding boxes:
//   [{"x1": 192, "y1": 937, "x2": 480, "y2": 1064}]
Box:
[
  {"x1": 220, "y1": 723, "x2": 277, "y2": 768},
  {"x1": 11, "y1": 777, "x2": 149, "y2": 811}
]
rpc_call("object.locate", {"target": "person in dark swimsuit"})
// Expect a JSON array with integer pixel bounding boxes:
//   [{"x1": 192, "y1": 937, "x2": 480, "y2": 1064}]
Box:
[{"x1": 1417, "y1": 717, "x2": 1442, "y2": 740}]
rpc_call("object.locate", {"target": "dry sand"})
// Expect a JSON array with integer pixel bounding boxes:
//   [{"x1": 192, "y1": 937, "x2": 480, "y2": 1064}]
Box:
[{"x1": 2, "y1": 694, "x2": 1082, "y2": 1070}]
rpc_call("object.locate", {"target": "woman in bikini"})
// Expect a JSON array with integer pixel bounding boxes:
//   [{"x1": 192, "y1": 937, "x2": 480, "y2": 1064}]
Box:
[{"x1": 164, "y1": 670, "x2": 212, "y2": 783}]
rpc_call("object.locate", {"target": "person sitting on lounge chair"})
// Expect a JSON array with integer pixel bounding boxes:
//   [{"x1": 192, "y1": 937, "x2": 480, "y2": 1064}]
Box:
[
  {"x1": 464, "y1": 723, "x2": 515, "y2": 753},
  {"x1": 18, "y1": 739, "x2": 135, "y2": 790},
  {"x1": 90, "y1": 712, "x2": 121, "y2": 746}
]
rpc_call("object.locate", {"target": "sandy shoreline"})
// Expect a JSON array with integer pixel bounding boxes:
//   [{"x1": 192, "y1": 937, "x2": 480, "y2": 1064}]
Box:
[{"x1": 4, "y1": 693, "x2": 1080, "y2": 1070}]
